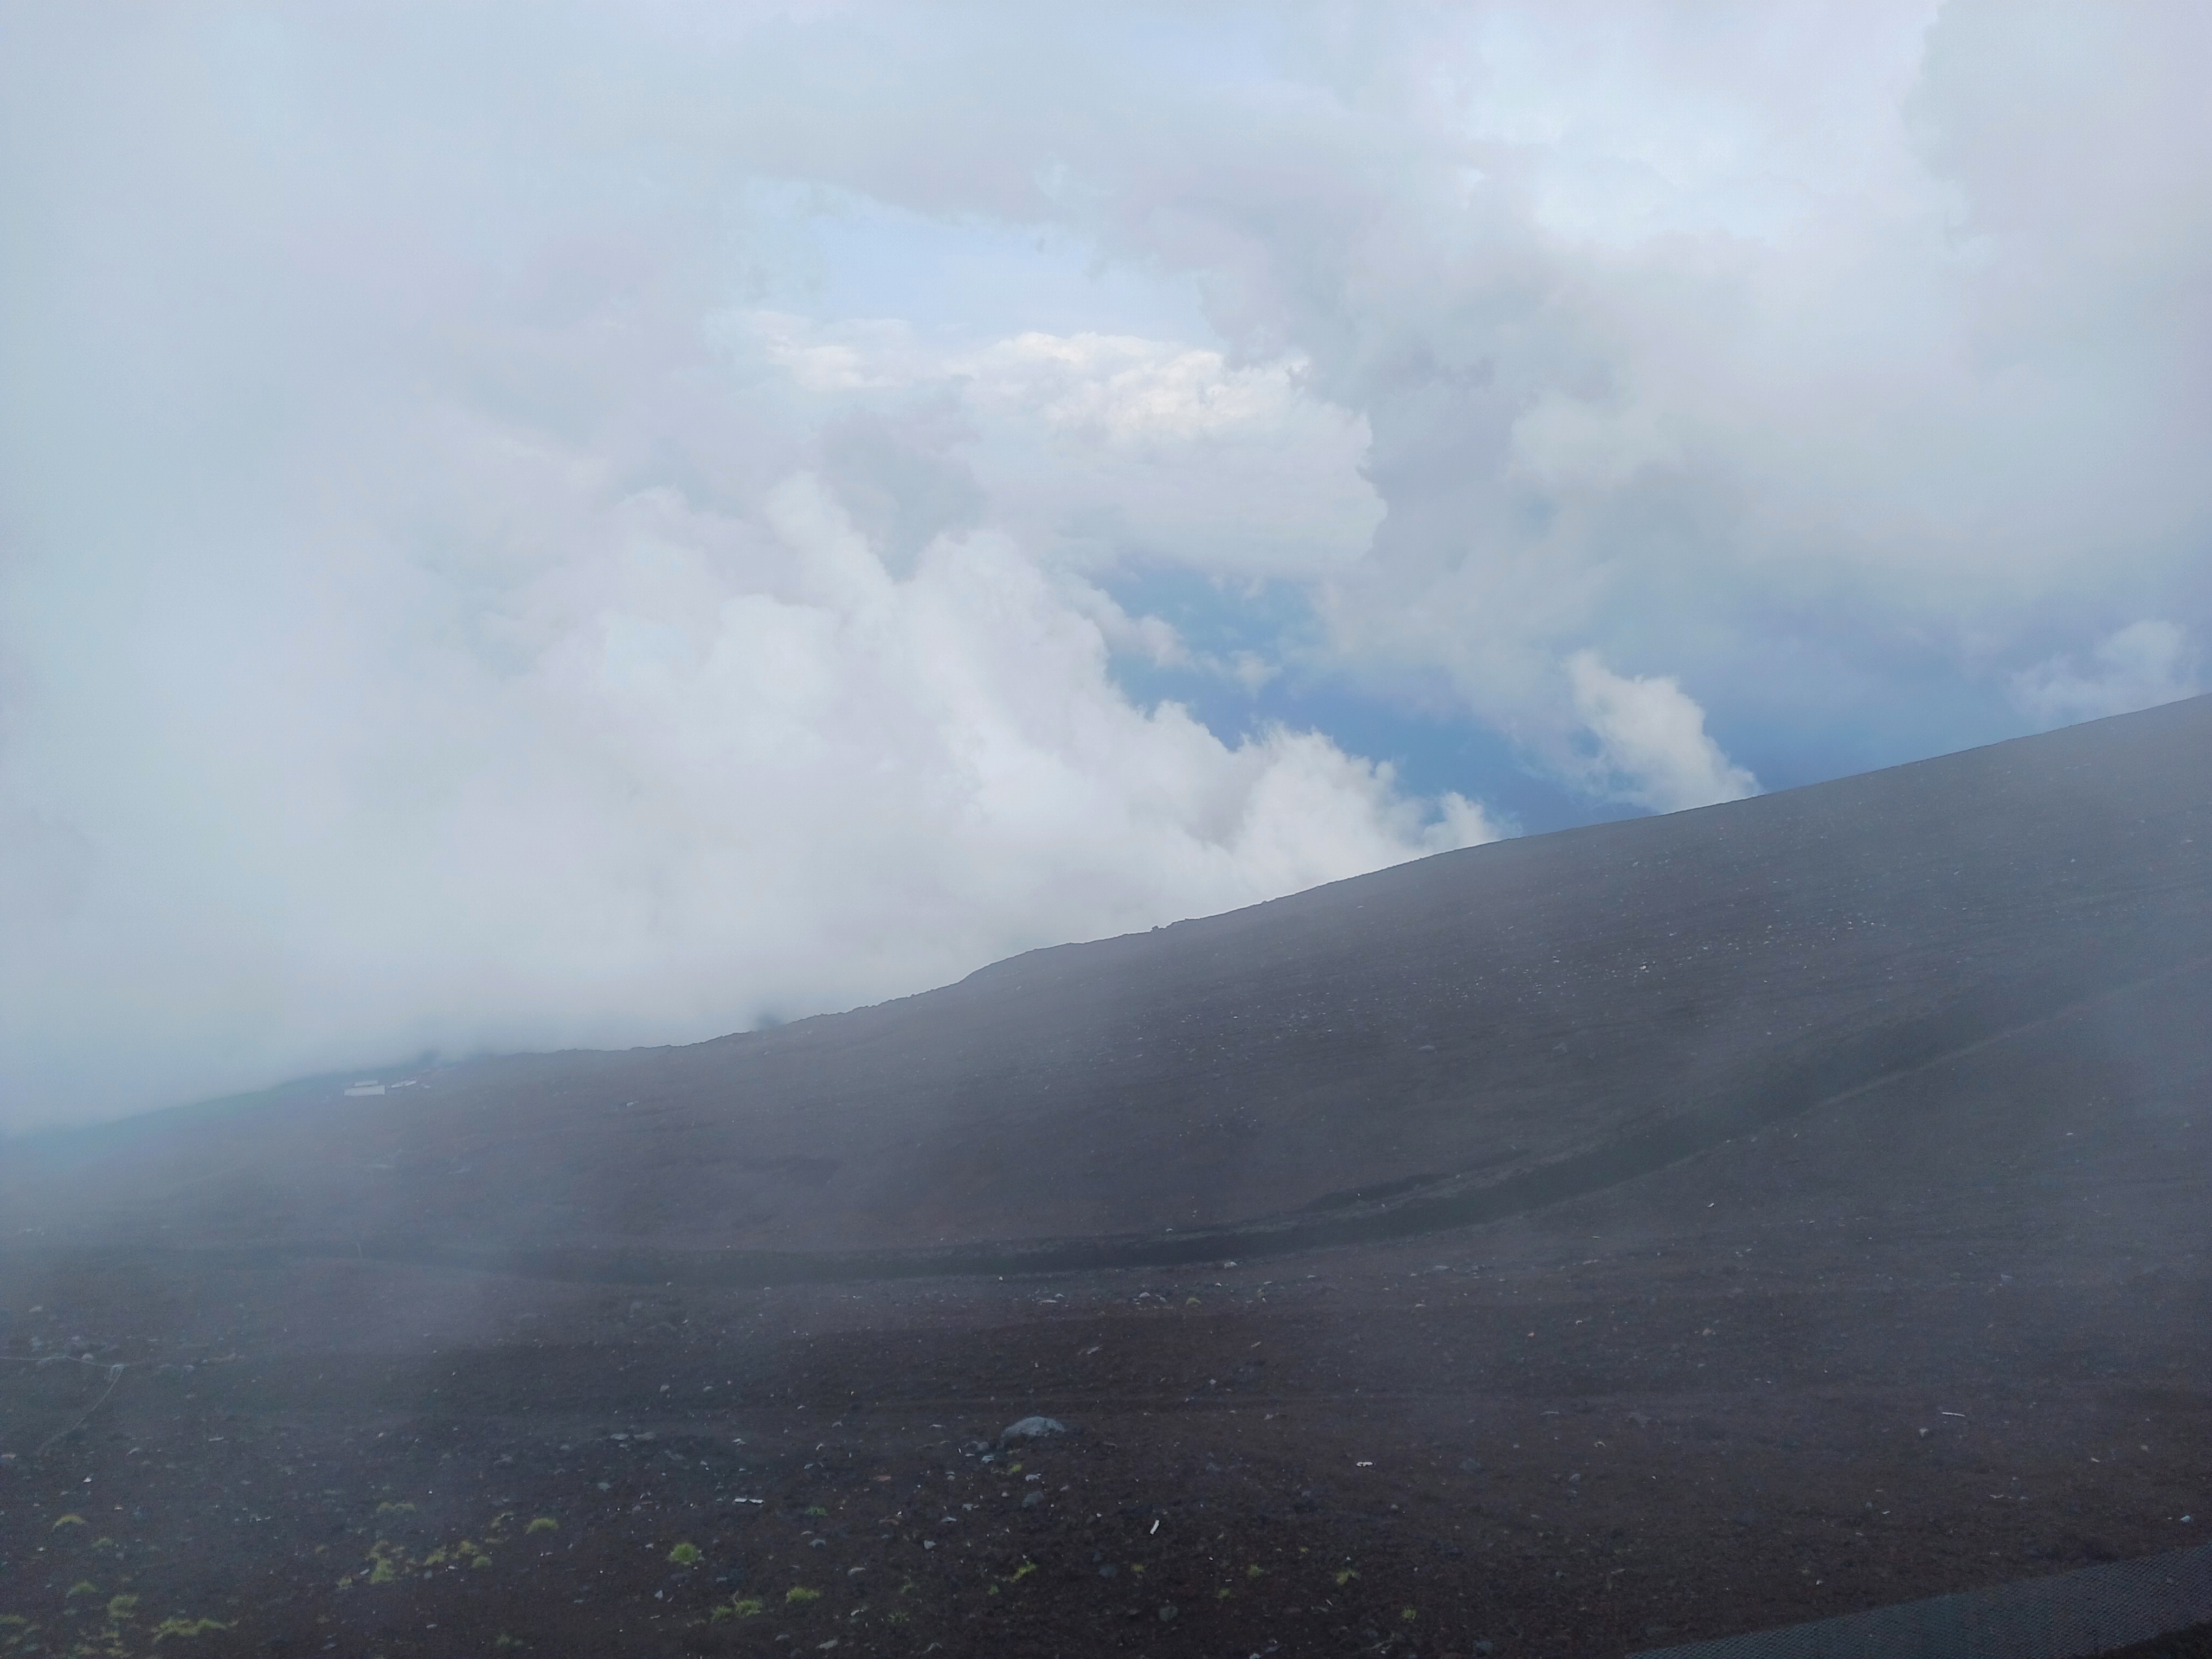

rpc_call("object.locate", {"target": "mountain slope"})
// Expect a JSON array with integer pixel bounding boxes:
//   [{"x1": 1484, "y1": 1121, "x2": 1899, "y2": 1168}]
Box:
[{"x1": 8, "y1": 697, "x2": 2208, "y2": 1267}]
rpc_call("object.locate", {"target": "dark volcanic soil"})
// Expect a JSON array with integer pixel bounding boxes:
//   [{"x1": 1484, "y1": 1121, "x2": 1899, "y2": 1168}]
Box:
[
  {"x1": 3, "y1": 703, "x2": 2210, "y2": 1657},
  {"x1": 5, "y1": 952, "x2": 2208, "y2": 1657}
]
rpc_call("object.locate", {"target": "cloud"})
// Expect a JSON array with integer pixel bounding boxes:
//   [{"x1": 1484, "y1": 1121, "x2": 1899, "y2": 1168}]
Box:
[
  {"x1": 4, "y1": 1, "x2": 2208, "y2": 1123},
  {"x1": 1032, "y1": 1, "x2": 2212, "y2": 747},
  {"x1": 722, "y1": 310, "x2": 1384, "y2": 580},
  {"x1": 2009, "y1": 621, "x2": 2201, "y2": 730},
  {"x1": 0, "y1": 413, "x2": 1488, "y2": 1127},
  {"x1": 750, "y1": 312, "x2": 933, "y2": 395},
  {"x1": 1563, "y1": 652, "x2": 1760, "y2": 814},
  {"x1": 964, "y1": 331, "x2": 1312, "y2": 447}
]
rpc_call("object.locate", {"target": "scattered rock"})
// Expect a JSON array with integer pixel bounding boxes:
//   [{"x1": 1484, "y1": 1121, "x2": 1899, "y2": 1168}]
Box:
[{"x1": 999, "y1": 1416, "x2": 1069, "y2": 1445}]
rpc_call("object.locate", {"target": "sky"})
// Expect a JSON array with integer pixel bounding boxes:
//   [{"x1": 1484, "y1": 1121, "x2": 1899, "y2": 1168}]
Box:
[{"x1": 2, "y1": 2, "x2": 2208, "y2": 1130}]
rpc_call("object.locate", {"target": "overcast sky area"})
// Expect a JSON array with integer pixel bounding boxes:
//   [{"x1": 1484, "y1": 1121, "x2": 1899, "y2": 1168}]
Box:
[{"x1": 3, "y1": 2, "x2": 2208, "y2": 1130}]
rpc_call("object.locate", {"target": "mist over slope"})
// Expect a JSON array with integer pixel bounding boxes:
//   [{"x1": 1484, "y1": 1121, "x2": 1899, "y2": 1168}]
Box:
[{"x1": 7, "y1": 696, "x2": 2206, "y2": 1266}]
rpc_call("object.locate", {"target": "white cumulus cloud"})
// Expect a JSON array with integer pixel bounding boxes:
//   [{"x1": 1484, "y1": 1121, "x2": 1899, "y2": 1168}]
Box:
[
  {"x1": 1563, "y1": 652, "x2": 1760, "y2": 814},
  {"x1": 2009, "y1": 621, "x2": 2201, "y2": 730}
]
